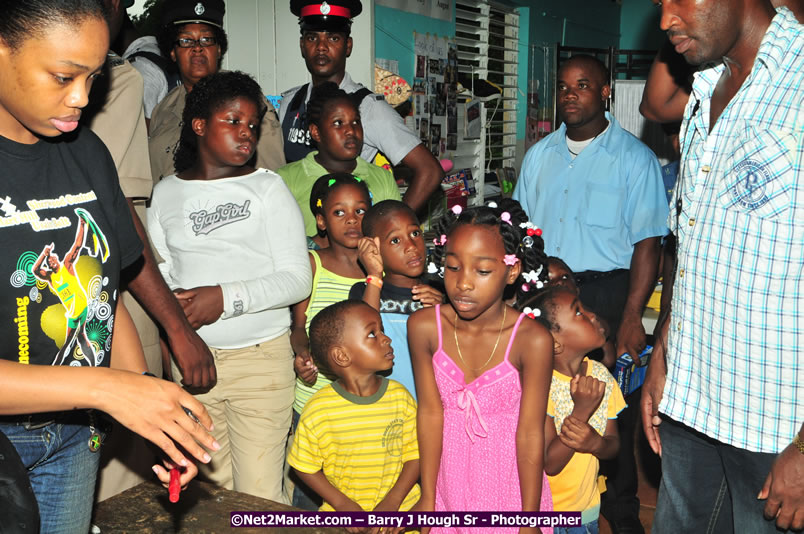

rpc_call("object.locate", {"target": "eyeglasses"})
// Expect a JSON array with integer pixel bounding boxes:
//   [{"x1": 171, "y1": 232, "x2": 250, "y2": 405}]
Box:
[{"x1": 174, "y1": 36, "x2": 218, "y2": 48}]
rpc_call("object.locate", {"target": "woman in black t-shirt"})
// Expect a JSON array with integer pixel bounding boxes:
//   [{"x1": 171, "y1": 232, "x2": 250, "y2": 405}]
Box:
[{"x1": 0, "y1": 1, "x2": 218, "y2": 530}]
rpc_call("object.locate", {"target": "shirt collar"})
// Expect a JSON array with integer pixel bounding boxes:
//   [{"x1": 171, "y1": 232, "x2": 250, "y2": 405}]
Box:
[
  {"x1": 303, "y1": 150, "x2": 363, "y2": 173},
  {"x1": 690, "y1": 7, "x2": 796, "y2": 106},
  {"x1": 302, "y1": 150, "x2": 323, "y2": 172},
  {"x1": 305, "y1": 72, "x2": 353, "y2": 100},
  {"x1": 339, "y1": 71, "x2": 354, "y2": 89},
  {"x1": 753, "y1": 7, "x2": 798, "y2": 74},
  {"x1": 547, "y1": 111, "x2": 620, "y2": 155}
]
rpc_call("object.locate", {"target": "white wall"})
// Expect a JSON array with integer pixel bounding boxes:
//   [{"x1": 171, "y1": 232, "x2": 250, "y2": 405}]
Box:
[{"x1": 222, "y1": 0, "x2": 375, "y2": 97}]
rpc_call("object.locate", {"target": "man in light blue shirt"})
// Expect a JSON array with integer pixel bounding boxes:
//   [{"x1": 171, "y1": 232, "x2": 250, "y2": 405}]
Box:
[
  {"x1": 514, "y1": 55, "x2": 668, "y2": 362},
  {"x1": 513, "y1": 54, "x2": 668, "y2": 534}
]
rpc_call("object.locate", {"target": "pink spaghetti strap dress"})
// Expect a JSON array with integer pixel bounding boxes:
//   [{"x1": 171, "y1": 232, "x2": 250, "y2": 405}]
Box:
[{"x1": 431, "y1": 305, "x2": 553, "y2": 534}]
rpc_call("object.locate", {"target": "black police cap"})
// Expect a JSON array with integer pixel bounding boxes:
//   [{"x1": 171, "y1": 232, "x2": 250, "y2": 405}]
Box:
[
  {"x1": 290, "y1": 0, "x2": 362, "y2": 34},
  {"x1": 162, "y1": 0, "x2": 225, "y2": 29}
]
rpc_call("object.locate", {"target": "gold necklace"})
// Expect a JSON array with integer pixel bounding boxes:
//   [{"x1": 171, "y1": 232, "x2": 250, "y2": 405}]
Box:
[{"x1": 454, "y1": 306, "x2": 507, "y2": 372}]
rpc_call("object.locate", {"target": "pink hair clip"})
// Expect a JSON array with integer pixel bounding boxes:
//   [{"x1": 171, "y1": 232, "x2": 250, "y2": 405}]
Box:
[
  {"x1": 521, "y1": 283, "x2": 530, "y2": 292},
  {"x1": 503, "y1": 254, "x2": 519, "y2": 266},
  {"x1": 501, "y1": 212, "x2": 512, "y2": 225},
  {"x1": 451, "y1": 205, "x2": 463, "y2": 216},
  {"x1": 432, "y1": 234, "x2": 447, "y2": 246}
]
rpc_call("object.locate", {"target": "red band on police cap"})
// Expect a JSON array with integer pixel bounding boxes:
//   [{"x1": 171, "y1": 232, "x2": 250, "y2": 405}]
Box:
[{"x1": 301, "y1": 4, "x2": 351, "y2": 17}]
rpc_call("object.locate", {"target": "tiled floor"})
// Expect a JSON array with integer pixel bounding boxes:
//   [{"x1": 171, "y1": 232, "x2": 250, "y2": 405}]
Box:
[{"x1": 598, "y1": 422, "x2": 662, "y2": 534}]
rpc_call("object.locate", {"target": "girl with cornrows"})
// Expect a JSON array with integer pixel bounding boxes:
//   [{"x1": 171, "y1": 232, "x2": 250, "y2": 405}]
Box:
[{"x1": 408, "y1": 199, "x2": 554, "y2": 533}]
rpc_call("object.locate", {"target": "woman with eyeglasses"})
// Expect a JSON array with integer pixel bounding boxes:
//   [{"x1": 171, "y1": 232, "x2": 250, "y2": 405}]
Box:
[{"x1": 148, "y1": 0, "x2": 286, "y2": 184}]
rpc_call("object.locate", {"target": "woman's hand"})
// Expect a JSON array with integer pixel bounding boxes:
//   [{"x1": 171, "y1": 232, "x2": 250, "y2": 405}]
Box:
[
  {"x1": 152, "y1": 459, "x2": 198, "y2": 489},
  {"x1": 97, "y1": 372, "x2": 219, "y2": 469}
]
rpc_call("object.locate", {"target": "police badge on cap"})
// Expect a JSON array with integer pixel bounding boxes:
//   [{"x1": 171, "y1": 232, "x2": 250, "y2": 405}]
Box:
[
  {"x1": 290, "y1": 0, "x2": 362, "y2": 34},
  {"x1": 162, "y1": 0, "x2": 226, "y2": 28}
]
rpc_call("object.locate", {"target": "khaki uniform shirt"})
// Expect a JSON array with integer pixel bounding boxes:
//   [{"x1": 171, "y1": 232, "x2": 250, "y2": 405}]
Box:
[
  {"x1": 85, "y1": 54, "x2": 152, "y2": 201},
  {"x1": 83, "y1": 53, "x2": 161, "y2": 370}
]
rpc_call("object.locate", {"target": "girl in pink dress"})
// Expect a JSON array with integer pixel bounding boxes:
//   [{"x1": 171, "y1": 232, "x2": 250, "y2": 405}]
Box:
[{"x1": 408, "y1": 199, "x2": 554, "y2": 533}]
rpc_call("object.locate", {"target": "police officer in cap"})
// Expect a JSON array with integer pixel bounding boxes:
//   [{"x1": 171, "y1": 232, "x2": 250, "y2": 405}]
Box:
[
  {"x1": 148, "y1": 0, "x2": 285, "y2": 184},
  {"x1": 279, "y1": 0, "x2": 442, "y2": 212}
]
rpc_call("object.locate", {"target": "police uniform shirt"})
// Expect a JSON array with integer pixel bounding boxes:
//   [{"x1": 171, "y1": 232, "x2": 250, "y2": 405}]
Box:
[{"x1": 278, "y1": 71, "x2": 420, "y2": 165}]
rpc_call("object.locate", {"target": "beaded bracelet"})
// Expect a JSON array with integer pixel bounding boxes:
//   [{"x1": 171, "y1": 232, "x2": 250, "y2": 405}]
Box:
[{"x1": 366, "y1": 275, "x2": 383, "y2": 289}]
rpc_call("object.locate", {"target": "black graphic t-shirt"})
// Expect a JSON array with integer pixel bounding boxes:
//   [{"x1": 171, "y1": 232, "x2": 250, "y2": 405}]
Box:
[{"x1": 0, "y1": 128, "x2": 142, "y2": 367}]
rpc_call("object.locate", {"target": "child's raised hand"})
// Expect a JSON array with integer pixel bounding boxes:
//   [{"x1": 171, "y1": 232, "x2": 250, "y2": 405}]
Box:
[
  {"x1": 358, "y1": 237, "x2": 384, "y2": 277},
  {"x1": 173, "y1": 286, "x2": 224, "y2": 329},
  {"x1": 559, "y1": 415, "x2": 604, "y2": 455},
  {"x1": 412, "y1": 284, "x2": 444, "y2": 307},
  {"x1": 569, "y1": 375, "x2": 605, "y2": 420},
  {"x1": 294, "y1": 350, "x2": 318, "y2": 385}
]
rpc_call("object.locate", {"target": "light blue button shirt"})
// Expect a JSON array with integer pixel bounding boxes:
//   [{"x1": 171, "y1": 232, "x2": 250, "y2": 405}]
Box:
[{"x1": 513, "y1": 113, "x2": 669, "y2": 272}]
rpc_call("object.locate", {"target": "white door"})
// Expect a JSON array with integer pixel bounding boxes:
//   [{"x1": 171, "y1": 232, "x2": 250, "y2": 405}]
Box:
[{"x1": 222, "y1": 0, "x2": 375, "y2": 98}]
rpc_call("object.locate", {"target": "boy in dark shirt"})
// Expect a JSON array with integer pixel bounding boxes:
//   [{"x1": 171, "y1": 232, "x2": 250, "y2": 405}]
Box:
[{"x1": 349, "y1": 200, "x2": 442, "y2": 398}]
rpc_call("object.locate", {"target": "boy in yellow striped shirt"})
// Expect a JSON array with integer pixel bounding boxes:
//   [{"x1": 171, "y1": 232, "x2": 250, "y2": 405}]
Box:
[{"x1": 288, "y1": 300, "x2": 421, "y2": 516}]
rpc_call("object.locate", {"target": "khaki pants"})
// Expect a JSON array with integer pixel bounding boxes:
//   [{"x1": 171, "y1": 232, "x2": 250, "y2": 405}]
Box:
[{"x1": 173, "y1": 333, "x2": 294, "y2": 504}]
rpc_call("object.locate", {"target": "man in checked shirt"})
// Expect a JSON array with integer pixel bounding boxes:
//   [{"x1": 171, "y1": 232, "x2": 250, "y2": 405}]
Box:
[{"x1": 641, "y1": 1, "x2": 804, "y2": 533}]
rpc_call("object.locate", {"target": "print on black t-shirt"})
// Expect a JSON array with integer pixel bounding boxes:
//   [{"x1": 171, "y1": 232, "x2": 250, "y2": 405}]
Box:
[
  {"x1": 1, "y1": 128, "x2": 142, "y2": 369},
  {"x1": 8, "y1": 201, "x2": 115, "y2": 367}
]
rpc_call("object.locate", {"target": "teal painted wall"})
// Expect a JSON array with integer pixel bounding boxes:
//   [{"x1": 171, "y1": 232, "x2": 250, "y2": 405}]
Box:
[
  {"x1": 514, "y1": 0, "x2": 621, "y2": 49},
  {"x1": 372, "y1": 1, "x2": 658, "y2": 145},
  {"x1": 515, "y1": 8, "x2": 529, "y2": 140},
  {"x1": 619, "y1": 0, "x2": 664, "y2": 50},
  {"x1": 374, "y1": 5, "x2": 455, "y2": 85},
  {"x1": 502, "y1": 0, "x2": 621, "y2": 119}
]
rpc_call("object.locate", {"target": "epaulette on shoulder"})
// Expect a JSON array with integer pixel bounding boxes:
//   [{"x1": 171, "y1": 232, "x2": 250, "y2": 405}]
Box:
[
  {"x1": 107, "y1": 53, "x2": 126, "y2": 69},
  {"x1": 281, "y1": 85, "x2": 305, "y2": 98}
]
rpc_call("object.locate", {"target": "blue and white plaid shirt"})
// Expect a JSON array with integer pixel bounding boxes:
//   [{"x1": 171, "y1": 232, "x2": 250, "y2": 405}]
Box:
[{"x1": 661, "y1": 7, "x2": 804, "y2": 454}]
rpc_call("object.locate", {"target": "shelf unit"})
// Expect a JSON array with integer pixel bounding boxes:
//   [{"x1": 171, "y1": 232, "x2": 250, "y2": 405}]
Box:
[{"x1": 454, "y1": 0, "x2": 520, "y2": 204}]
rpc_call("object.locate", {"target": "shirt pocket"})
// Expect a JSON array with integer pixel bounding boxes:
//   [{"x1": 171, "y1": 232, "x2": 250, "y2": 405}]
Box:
[
  {"x1": 716, "y1": 126, "x2": 797, "y2": 222},
  {"x1": 585, "y1": 183, "x2": 624, "y2": 229}
]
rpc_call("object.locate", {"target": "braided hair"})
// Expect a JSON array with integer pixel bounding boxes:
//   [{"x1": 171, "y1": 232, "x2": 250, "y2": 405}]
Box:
[
  {"x1": 174, "y1": 70, "x2": 266, "y2": 173},
  {"x1": 306, "y1": 82, "x2": 361, "y2": 148},
  {"x1": 309, "y1": 172, "x2": 371, "y2": 218},
  {"x1": 430, "y1": 198, "x2": 548, "y2": 303},
  {"x1": 516, "y1": 285, "x2": 573, "y2": 333}
]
